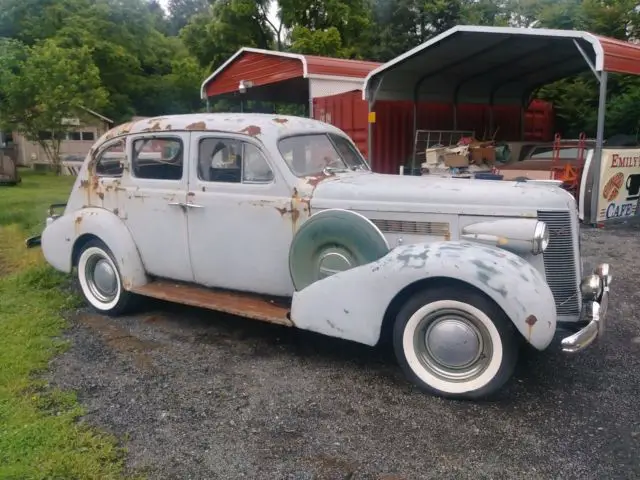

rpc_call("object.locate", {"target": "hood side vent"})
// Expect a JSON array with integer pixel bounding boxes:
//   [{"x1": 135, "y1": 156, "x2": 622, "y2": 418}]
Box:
[{"x1": 371, "y1": 219, "x2": 450, "y2": 237}]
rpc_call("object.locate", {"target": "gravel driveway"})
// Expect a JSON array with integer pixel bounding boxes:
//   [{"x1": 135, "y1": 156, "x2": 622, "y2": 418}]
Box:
[{"x1": 48, "y1": 224, "x2": 640, "y2": 480}]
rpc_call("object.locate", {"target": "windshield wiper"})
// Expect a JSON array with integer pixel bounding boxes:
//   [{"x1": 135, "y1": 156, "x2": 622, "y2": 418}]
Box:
[{"x1": 323, "y1": 166, "x2": 350, "y2": 175}]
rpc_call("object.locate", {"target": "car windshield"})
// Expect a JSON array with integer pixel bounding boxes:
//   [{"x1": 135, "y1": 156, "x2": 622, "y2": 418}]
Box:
[
  {"x1": 526, "y1": 146, "x2": 587, "y2": 161},
  {"x1": 278, "y1": 133, "x2": 370, "y2": 177}
]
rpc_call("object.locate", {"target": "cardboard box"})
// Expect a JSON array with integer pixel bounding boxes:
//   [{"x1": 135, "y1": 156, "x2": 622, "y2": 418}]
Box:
[
  {"x1": 444, "y1": 152, "x2": 469, "y2": 168},
  {"x1": 470, "y1": 146, "x2": 496, "y2": 164},
  {"x1": 425, "y1": 147, "x2": 446, "y2": 165}
]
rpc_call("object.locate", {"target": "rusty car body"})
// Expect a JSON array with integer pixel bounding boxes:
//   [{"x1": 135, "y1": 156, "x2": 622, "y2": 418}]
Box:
[
  {"x1": 29, "y1": 113, "x2": 612, "y2": 400},
  {"x1": 498, "y1": 140, "x2": 597, "y2": 181}
]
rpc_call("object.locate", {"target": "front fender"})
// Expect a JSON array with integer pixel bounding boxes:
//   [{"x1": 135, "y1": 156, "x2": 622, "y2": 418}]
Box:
[
  {"x1": 41, "y1": 207, "x2": 148, "y2": 289},
  {"x1": 290, "y1": 241, "x2": 557, "y2": 350}
]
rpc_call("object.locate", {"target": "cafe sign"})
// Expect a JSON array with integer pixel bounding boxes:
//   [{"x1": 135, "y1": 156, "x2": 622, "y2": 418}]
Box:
[{"x1": 597, "y1": 148, "x2": 640, "y2": 221}]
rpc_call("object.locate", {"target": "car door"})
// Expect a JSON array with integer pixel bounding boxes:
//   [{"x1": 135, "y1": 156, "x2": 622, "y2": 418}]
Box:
[
  {"x1": 119, "y1": 132, "x2": 193, "y2": 282},
  {"x1": 186, "y1": 132, "x2": 294, "y2": 297}
]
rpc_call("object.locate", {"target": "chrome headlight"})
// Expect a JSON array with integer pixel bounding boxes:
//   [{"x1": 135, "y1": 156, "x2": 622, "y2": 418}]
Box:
[
  {"x1": 532, "y1": 221, "x2": 549, "y2": 255},
  {"x1": 461, "y1": 218, "x2": 550, "y2": 256}
]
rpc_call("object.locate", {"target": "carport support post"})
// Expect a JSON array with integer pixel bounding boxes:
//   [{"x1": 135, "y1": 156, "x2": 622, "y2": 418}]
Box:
[
  {"x1": 411, "y1": 100, "x2": 418, "y2": 173},
  {"x1": 366, "y1": 75, "x2": 384, "y2": 171},
  {"x1": 590, "y1": 71, "x2": 608, "y2": 225}
]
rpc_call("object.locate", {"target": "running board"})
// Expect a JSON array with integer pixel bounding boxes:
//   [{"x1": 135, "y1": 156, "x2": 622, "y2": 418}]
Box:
[{"x1": 130, "y1": 280, "x2": 293, "y2": 327}]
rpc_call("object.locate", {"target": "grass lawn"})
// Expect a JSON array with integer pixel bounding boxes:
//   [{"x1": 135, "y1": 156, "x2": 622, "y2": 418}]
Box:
[{"x1": 0, "y1": 169, "x2": 131, "y2": 479}]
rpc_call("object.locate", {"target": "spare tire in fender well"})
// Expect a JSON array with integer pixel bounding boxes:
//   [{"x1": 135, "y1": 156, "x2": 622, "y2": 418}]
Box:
[{"x1": 288, "y1": 208, "x2": 390, "y2": 291}]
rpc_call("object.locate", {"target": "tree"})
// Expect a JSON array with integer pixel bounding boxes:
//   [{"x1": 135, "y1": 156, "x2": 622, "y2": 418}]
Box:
[
  {"x1": 280, "y1": 0, "x2": 374, "y2": 58},
  {"x1": 167, "y1": 0, "x2": 210, "y2": 35},
  {"x1": 181, "y1": 0, "x2": 276, "y2": 71},
  {"x1": 0, "y1": 38, "x2": 108, "y2": 173},
  {"x1": 289, "y1": 26, "x2": 345, "y2": 57}
]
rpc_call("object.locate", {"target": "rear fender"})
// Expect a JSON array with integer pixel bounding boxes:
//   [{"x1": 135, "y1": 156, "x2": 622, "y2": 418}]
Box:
[
  {"x1": 41, "y1": 207, "x2": 148, "y2": 289},
  {"x1": 290, "y1": 241, "x2": 557, "y2": 350}
]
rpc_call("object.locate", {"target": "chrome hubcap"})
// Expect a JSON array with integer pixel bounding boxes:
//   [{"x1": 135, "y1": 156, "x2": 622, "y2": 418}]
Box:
[
  {"x1": 414, "y1": 308, "x2": 492, "y2": 382},
  {"x1": 85, "y1": 255, "x2": 118, "y2": 303},
  {"x1": 317, "y1": 247, "x2": 355, "y2": 279}
]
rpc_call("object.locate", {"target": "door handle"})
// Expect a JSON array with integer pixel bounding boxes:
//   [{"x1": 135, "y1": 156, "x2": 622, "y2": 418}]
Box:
[{"x1": 168, "y1": 201, "x2": 204, "y2": 209}]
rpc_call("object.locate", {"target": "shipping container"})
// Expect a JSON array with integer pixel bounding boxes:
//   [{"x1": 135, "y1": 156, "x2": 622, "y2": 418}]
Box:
[{"x1": 313, "y1": 91, "x2": 554, "y2": 174}]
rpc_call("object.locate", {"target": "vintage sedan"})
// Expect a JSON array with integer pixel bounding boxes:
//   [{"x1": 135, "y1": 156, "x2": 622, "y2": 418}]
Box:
[{"x1": 28, "y1": 114, "x2": 612, "y2": 400}]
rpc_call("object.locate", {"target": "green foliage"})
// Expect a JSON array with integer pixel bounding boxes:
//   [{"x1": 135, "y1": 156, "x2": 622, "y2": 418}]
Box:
[
  {"x1": 0, "y1": 170, "x2": 74, "y2": 234},
  {"x1": 280, "y1": 0, "x2": 373, "y2": 58},
  {"x1": 168, "y1": 0, "x2": 210, "y2": 35},
  {"x1": 0, "y1": 173, "x2": 131, "y2": 479},
  {"x1": 0, "y1": 37, "x2": 107, "y2": 171},
  {"x1": 289, "y1": 26, "x2": 345, "y2": 57}
]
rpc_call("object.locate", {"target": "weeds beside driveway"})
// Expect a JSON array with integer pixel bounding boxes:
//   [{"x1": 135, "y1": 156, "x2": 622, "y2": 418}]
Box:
[{"x1": 0, "y1": 170, "x2": 132, "y2": 480}]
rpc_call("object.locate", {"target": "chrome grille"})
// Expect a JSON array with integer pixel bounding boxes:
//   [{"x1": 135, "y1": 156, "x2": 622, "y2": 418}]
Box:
[
  {"x1": 537, "y1": 210, "x2": 580, "y2": 315},
  {"x1": 370, "y1": 219, "x2": 450, "y2": 237}
]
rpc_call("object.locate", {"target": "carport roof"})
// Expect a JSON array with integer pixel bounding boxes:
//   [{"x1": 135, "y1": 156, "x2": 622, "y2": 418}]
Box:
[{"x1": 363, "y1": 26, "x2": 640, "y2": 105}]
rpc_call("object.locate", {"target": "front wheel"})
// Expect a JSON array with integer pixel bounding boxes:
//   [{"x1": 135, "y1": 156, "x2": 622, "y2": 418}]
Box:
[
  {"x1": 393, "y1": 285, "x2": 519, "y2": 400},
  {"x1": 76, "y1": 239, "x2": 137, "y2": 316}
]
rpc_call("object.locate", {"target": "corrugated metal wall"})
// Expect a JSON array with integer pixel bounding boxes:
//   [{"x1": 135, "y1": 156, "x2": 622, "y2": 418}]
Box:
[
  {"x1": 313, "y1": 91, "x2": 554, "y2": 174},
  {"x1": 313, "y1": 92, "x2": 370, "y2": 157}
]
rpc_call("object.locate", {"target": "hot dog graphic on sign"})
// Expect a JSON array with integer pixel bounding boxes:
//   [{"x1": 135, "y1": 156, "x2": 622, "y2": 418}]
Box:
[{"x1": 603, "y1": 172, "x2": 624, "y2": 202}]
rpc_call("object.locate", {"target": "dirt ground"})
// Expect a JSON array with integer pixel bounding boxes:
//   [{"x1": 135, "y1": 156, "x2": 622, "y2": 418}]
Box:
[{"x1": 47, "y1": 223, "x2": 640, "y2": 480}]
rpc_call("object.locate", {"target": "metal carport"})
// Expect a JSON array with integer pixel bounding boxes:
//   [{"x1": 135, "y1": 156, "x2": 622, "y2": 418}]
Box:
[{"x1": 363, "y1": 25, "x2": 640, "y2": 224}]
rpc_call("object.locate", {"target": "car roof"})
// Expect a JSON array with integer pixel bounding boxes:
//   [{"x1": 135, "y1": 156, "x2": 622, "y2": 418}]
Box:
[{"x1": 96, "y1": 113, "x2": 345, "y2": 148}]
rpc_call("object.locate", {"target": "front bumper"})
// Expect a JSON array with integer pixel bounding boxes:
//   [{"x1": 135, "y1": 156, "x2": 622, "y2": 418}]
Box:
[{"x1": 561, "y1": 263, "x2": 612, "y2": 353}]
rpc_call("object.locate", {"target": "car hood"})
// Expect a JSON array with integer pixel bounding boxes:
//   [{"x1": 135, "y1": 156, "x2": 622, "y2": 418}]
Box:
[{"x1": 309, "y1": 171, "x2": 576, "y2": 215}]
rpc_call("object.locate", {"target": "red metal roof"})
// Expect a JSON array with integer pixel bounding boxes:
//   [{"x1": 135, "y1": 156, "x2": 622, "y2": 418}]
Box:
[
  {"x1": 596, "y1": 35, "x2": 640, "y2": 75},
  {"x1": 303, "y1": 54, "x2": 381, "y2": 78},
  {"x1": 201, "y1": 48, "x2": 380, "y2": 99}
]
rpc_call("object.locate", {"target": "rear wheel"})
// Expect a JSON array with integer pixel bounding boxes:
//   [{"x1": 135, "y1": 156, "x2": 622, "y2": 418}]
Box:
[
  {"x1": 393, "y1": 285, "x2": 519, "y2": 400},
  {"x1": 76, "y1": 239, "x2": 136, "y2": 316}
]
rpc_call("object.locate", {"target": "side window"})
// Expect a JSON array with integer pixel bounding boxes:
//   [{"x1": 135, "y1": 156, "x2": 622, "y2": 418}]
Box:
[
  {"x1": 132, "y1": 137, "x2": 183, "y2": 180},
  {"x1": 198, "y1": 138, "x2": 274, "y2": 184},
  {"x1": 243, "y1": 143, "x2": 274, "y2": 183},
  {"x1": 95, "y1": 140, "x2": 125, "y2": 177}
]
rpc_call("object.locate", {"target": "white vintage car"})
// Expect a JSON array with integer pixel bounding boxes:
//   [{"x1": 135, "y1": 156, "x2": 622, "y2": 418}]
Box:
[{"x1": 29, "y1": 113, "x2": 612, "y2": 400}]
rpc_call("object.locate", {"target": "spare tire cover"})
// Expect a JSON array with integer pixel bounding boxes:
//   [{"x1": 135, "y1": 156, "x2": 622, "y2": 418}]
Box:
[{"x1": 289, "y1": 209, "x2": 390, "y2": 291}]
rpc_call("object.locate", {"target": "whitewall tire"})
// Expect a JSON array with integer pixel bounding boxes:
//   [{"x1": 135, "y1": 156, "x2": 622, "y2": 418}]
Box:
[
  {"x1": 77, "y1": 239, "x2": 136, "y2": 316},
  {"x1": 393, "y1": 285, "x2": 519, "y2": 400}
]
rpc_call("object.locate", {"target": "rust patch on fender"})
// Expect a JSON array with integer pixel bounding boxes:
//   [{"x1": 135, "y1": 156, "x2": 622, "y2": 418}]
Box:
[
  {"x1": 291, "y1": 207, "x2": 300, "y2": 224},
  {"x1": 304, "y1": 170, "x2": 336, "y2": 188},
  {"x1": 525, "y1": 314, "x2": 538, "y2": 341},
  {"x1": 239, "y1": 125, "x2": 261, "y2": 136},
  {"x1": 273, "y1": 118, "x2": 288, "y2": 124},
  {"x1": 186, "y1": 121, "x2": 207, "y2": 130}
]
